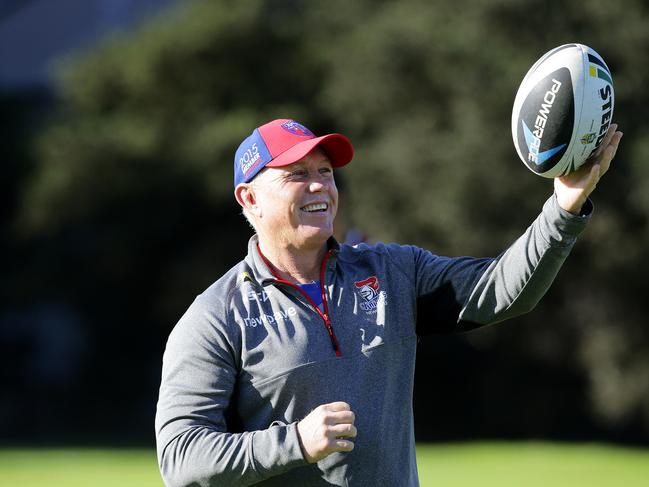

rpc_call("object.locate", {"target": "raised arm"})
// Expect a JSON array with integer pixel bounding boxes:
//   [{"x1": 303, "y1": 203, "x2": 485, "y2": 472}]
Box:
[
  {"x1": 414, "y1": 124, "x2": 622, "y2": 332},
  {"x1": 459, "y1": 123, "x2": 623, "y2": 326}
]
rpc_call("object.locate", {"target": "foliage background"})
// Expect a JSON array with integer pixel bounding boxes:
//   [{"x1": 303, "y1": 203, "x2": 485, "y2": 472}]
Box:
[{"x1": 2, "y1": 0, "x2": 648, "y2": 446}]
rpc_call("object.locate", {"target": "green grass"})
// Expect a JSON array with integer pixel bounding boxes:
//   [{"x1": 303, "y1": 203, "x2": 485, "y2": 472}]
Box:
[
  {"x1": 0, "y1": 449, "x2": 161, "y2": 487},
  {"x1": 416, "y1": 442, "x2": 649, "y2": 486},
  {"x1": 1, "y1": 442, "x2": 648, "y2": 486}
]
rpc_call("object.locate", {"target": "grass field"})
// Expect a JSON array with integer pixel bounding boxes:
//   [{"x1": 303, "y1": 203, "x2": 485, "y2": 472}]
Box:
[
  {"x1": 1, "y1": 442, "x2": 648, "y2": 486},
  {"x1": 417, "y1": 443, "x2": 649, "y2": 486}
]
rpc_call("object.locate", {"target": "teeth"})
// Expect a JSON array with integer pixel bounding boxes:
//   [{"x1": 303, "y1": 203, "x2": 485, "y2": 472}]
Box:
[{"x1": 302, "y1": 203, "x2": 328, "y2": 212}]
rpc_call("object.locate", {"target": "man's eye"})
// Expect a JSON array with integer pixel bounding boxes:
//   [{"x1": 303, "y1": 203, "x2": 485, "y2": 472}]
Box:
[
  {"x1": 320, "y1": 167, "x2": 333, "y2": 175},
  {"x1": 291, "y1": 170, "x2": 307, "y2": 177}
]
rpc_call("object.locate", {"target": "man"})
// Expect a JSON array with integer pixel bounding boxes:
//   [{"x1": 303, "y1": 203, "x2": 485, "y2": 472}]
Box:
[{"x1": 155, "y1": 118, "x2": 622, "y2": 486}]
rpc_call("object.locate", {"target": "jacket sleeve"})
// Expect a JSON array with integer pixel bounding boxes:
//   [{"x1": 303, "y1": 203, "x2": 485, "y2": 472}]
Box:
[
  {"x1": 155, "y1": 296, "x2": 306, "y2": 487},
  {"x1": 412, "y1": 194, "x2": 591, "y2": 333},
  {"x1": 458, "y1": 193, "x2": 590, "y2": 325}
]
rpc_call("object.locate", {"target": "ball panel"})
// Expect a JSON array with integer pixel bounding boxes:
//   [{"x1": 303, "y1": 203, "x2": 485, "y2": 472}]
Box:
[
  {"x1": 515, "y1": 67, "x2": 575, "y2": 176},
  {"x1": 573, "y1": 47, "x2": 614, "y2": 165}
]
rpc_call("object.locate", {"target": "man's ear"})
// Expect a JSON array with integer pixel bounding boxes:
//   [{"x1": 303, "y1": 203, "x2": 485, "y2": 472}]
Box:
[{"x1": 234, "y1": 183, "x2": 262, "y2": 217}]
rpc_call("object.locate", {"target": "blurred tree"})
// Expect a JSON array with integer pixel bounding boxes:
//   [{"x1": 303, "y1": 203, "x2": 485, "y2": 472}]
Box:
[
  {"x1": 7, "y1": 0, "x2": 649, "y2": 442},
  {"x1": 313, "y1": 0, "x2": 649, "y2": 438}
]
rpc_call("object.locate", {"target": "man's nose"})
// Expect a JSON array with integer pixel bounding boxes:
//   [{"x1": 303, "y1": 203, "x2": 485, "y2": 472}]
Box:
[{"x1": 308, "y1": 177, "x2": 328, "y2": 192}]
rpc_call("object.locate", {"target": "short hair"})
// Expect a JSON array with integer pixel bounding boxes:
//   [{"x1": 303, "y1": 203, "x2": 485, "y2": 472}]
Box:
[
  {"x1": 241, "y1": 207, "x2": 257, "y2": 232},
  {"x1": 239, "y1": 174, "x2": 263, "y2": 233}
]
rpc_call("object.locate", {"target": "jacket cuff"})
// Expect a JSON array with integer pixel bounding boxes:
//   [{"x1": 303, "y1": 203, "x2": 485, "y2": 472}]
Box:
[
  {"x1": 251, "y1": 422, "x2": 308, "y2": 476},
  {"x1": 545, "y1": 193, "x2": 592, "y2": 243}
]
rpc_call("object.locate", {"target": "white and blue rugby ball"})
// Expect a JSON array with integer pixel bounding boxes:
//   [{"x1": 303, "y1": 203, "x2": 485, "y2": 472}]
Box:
[{"x1": 511, "y1": 43, "x2": 614, "y2": 178}]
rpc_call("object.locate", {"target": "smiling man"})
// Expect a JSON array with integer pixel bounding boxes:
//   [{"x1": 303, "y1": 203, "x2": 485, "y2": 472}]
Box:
[{"x1": 155, "y1": 118, "x2": 622, "y2": 486}]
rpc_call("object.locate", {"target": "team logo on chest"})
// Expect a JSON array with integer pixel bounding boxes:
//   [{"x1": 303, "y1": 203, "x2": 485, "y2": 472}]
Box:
[{"x1": 354, "y1": 276, "x2": 386, "y2": 314}]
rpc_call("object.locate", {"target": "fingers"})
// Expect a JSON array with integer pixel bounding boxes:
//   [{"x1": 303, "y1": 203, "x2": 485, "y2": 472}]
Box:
[
  {"x1": 332, "y1": 438, "x2": 355, "y2": 453},
  {"x1": 598, "y1": 129, "x2": 623, "y2": 177},
  {"x1": 325, "y1": 401, "x2": 352, "y2": 413},
  {"x1": 327, "y1": 411, "x2": 355, "y2": 425},
  {"x1": 296, "y1": 402, "x2": 358, "y2": 463},
  {"x1": 591, "y1": 123, "x2": 618, "y2": 159},
  {"x1": 590, "y1": 123, "x2": 621, "y2": 163},
  {"x1": 329, "y1": 422, "x2": 358, "y2": 438},
  {"x1": 327, "y1": 423, "x2": 357, "y2": 454},
  {"x1": 553, "y1": 123, "x2": 623, "y2": 213},
  {"x1": 321, "y1": 402, "x2": 355, "y2": 425},
  {"x1": 602, "y1": 123, "x2": 618, "y2": 150},
  {"x1": 319, "y1": 403, "x2": 357, "y2": 437}
]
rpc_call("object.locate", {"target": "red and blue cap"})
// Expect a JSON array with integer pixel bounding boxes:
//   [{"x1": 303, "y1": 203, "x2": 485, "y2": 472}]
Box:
[{"x1": 234, "y1": 119, "x2": 354, "y2": 187}]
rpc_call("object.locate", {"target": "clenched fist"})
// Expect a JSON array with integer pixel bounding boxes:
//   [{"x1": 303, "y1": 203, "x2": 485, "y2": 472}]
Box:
[{"x1": 296, "y1": 402, "x2": 357, "y2": 463}]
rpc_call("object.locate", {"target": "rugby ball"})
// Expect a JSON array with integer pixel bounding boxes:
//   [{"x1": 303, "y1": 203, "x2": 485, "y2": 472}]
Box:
[{"x1": 511, "y1": 43, "x2": 614, "y2": 178}]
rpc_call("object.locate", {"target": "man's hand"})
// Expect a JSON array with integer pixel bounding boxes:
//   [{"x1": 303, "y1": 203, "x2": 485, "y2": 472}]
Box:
[
  {"x1": 554, "y1": 123, "x2": 623, "y2": 214},
  {"x1": 296, "y1": 401, "x2": 357, "y2": 463}
]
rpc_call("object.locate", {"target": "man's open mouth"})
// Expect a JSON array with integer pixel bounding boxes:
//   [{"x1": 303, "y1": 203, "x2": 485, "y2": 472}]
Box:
[{"x1": 301, "y1": 203, "x2": 328, "y2": 213}]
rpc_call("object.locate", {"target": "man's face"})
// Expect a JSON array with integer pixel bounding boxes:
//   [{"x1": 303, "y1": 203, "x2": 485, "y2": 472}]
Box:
[{"x1": 251, "y1": 147, "x2": 338, "y2": 250}]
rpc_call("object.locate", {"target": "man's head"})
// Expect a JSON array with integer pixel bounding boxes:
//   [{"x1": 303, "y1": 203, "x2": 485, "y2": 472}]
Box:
[{"x1": 234, "y1": 119, "x2": 353, "y2": 250}]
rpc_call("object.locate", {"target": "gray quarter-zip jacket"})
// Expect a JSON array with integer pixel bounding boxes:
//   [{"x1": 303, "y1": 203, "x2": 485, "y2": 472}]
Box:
[{"x1": 156, "y1": 194, "x2": 591, "y2": 487}]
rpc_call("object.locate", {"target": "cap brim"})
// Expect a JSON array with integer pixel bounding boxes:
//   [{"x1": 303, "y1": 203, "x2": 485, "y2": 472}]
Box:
[{"x1": 266, "y1": 133, "x2": 354, "y2": 169}]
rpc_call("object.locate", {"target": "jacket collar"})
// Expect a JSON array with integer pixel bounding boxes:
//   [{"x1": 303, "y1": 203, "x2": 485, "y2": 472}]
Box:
[{"x1": 245, "y1": 234, "x2": 340, "y2": 285}]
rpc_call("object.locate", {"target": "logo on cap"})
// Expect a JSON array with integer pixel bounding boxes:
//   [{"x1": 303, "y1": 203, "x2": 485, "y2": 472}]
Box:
[
  {"x1": 240, "y1": 142, "x2": 263, "y2": 176},
  {"x1": 281, "y1": 120, "x2": 314, "y2": 137}
]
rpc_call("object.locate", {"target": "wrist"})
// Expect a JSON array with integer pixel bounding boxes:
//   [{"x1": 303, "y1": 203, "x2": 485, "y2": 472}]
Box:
[
  {"x1": 296, "y1": 421, "x2": 316, "y2": 463},
  {"x1": 555, "y1": 193, "x2": 593, "y2": 217},
  {"x1": 556, "y1": 192, "x2": 585, "y2": 215}
]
